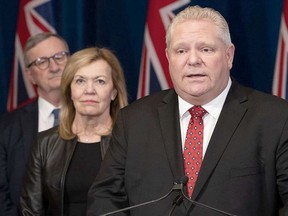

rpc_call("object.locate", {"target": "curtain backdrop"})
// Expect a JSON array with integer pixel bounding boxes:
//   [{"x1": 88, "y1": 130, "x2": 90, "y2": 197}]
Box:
[{"x1": 0, "y1": 0, "x2": 283, "y2": 114}]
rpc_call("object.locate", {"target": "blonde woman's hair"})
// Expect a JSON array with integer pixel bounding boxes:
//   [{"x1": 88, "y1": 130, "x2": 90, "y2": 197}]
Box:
[
  {"x1": 166, "y1": 5, "x2": 232, "y2": 48},
  {"x1": 59, "y1": 47, "x2": 128, "y2": 140}
]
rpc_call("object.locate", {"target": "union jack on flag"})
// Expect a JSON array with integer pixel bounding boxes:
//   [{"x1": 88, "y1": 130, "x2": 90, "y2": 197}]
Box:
[
  {"x1": 273, "y1": 0, "x2": 288, "y2": 99},
  {"x1": 7, "y1": 0, "x2": 56, "y2": 111},
  {"x1": 137, "y1": 0, "x2": 191, "y2": 98}
]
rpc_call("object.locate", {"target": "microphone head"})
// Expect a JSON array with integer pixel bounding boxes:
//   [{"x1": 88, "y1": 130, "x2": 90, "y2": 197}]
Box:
[
  {"x1": 172, "y1": 176, "x2": 188, "y2": 190},
  {"x1": 174, "y1": 176, "x2": 188, "y2": 187},
  {"x1": 180, "y1": 176, "x2": 188, "y2": 186}
]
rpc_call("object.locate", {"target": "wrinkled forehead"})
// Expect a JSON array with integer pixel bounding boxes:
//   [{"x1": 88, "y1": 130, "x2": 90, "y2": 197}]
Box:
[{"x1": 167, "y1": 18, "x2": 230, "y2": 48}]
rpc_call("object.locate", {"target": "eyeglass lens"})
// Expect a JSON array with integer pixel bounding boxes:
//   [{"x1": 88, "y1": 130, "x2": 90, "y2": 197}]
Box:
[{"x1": 28, "y1": 51, "x2": 69, "y2": 70}]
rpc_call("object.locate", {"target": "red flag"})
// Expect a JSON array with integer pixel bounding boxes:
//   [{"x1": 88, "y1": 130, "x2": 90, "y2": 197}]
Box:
[
  {"x1": 137, "y1": 0, "x2": 191, "y2": 98},
  {"x1": 273, "y1": 0, "x2": 288, "y2": 99},
  {"x1": 7, "y1": 0, "x2": 56, "y2": 111}
]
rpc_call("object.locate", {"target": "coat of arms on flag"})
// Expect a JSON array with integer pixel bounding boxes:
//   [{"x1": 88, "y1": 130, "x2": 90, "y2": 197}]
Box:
[
  {"x1": 137, "y1": 0, "x2": 191, "y2": 98},
  {"x1": 7, "y1": 0, "x2": 56, "y2": 111}
]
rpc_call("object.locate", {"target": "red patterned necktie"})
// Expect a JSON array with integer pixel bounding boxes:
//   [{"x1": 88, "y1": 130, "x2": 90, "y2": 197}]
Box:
[{"x1": 183, "y1": 105, "x2": 206, "y2": 198}]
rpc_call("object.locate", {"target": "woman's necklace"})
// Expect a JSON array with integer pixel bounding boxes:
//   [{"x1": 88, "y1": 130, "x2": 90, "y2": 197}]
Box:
[
  {"x1": 78, "y1": 134, "x2": 100, "y2": 143},
  {"x1": 74, "y1": 121, "x2": 112, "y2": 143},
  {"x1": 80, "y1": 138, "x2": 90, "y2": 143}
]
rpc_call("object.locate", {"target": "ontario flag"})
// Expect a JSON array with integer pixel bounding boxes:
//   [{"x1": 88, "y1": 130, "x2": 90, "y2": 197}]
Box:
[
  {"x1": 273, "y1": 0, "x2": 288, "y2": 99},
  {"x1": 137, "y1": 0, "x2": 191, "y2": 98},
  {"x1": 7, "y1": 0, "x2": 56, "y2": 111}
]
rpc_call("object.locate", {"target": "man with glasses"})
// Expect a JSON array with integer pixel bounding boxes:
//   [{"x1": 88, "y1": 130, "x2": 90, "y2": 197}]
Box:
[{"x1": 0, "y1": 32, "x2": 69, "y2": 216}]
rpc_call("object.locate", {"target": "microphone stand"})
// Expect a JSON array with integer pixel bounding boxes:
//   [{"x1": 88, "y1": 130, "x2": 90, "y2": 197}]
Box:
[
  {"x1": 180, "y1": 188, "x2": 237, "y2": 216},
  {"x1": 100, "y1": 182, "x2": 183, "y2": 216},
  {"x1": 100, "y1": 176, "x2": 237, "y2": 216},
  {"x1": 169, "y1": 176, "x2": 237, "y2": 216}
]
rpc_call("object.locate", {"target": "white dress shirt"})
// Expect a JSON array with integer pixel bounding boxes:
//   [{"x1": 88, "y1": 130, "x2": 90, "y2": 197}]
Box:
[
  {"x1": 179, "y1": 78, "x2": 232, "y2": 158},
  {"x1": 38, "y1": 97, "x2": 61, "y2": 132}
]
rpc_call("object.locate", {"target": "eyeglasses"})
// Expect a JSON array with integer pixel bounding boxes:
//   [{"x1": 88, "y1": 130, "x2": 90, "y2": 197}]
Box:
[{"x1": 27, "y1": 51, "x2": 69, "y2": 70}]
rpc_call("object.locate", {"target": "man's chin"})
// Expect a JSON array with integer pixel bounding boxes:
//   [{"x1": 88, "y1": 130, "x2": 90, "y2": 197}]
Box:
[{"x1": 49, "y1": 80, "x2": 62, "y2": 89}]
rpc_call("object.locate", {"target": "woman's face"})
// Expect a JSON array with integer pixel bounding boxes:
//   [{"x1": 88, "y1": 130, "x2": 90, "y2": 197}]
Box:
[{"x1": 70, "y1": 59, "x2": 117, "y2": 118}]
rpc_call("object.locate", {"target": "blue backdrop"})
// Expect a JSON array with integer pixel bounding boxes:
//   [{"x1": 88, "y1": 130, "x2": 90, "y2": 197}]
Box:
[{"x1": 0, "y1": 0, "x2": 284, "y2": 114}]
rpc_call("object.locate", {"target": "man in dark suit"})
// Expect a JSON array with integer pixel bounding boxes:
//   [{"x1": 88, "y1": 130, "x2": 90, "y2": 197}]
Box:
[
  {"x1": 87, "y1": 6, "x2": 288, "y2": 216},
  {"x1": 0, "y1": 32, "x2": 69, "y2": 216}
]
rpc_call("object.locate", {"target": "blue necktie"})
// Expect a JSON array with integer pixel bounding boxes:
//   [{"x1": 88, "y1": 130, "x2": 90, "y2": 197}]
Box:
[{"x1": 52, "y1": 108, "x2": 60, "y2": 126}]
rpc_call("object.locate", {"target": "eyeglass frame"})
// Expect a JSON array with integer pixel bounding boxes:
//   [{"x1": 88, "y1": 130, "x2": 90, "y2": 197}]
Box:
[{"x1": 27, "y1": 51, "x2": 70, "y2": 70}]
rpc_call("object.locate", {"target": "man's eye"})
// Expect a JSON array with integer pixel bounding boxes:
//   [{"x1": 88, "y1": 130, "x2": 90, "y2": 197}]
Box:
[
  {"x1": 55, "y1": 54, "x2": 66, "y2": 61},
  {"x1": 177, "y1": 49, "x2": 186, "y2": 54},
  {"x1": 201, "y1": 48, "x2": 213, "y2": 53},
  {"x1": 36, "y1": 58, "x2": 48, "y2": 65},
  {"x1": 54, "y1": 56, "x2": 63, "y2": 60}
]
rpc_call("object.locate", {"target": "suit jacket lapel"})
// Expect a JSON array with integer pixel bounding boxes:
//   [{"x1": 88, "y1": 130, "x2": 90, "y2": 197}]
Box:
[
  {"x1": 191, "y1": 81, "x2": 248, "y2": 200},
  {"x1": 158, "y1": 90, "x2": 185, "y2": 181}
]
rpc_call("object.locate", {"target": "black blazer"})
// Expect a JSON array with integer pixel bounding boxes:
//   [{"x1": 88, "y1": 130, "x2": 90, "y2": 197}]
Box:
[
  {"x1": 87, "y1": 81, "x2": 288, "y2": 216},
  {"x1": 0, "y1": 100, "x2": 38, "y2": 216}
]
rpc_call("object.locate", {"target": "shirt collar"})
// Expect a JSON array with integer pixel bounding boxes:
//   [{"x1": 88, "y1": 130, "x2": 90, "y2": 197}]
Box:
[
  {"x1": 178, "y1": 78, "x2": 232, "y2": 119},
  {"x1": 38, "y1": 97, "x2": 61, "y2": 119}
]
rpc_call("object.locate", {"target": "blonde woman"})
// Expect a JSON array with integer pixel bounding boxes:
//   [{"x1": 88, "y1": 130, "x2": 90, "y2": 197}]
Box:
[{"x1": 20, "y1": 47, "x2": 128, "y2": 216}]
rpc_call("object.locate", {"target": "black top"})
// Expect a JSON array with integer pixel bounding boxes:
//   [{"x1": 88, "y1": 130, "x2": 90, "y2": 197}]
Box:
[{"x1": 64, "y1": 141, "x2": 102, "y2": 216}]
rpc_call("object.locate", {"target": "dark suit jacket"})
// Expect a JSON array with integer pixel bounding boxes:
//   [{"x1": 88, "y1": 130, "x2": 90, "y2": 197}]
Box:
[
  {"x1": 87, "y1": 81, "x2": 288, "y2": 216},
  {"x1": 0, "y1": 100, "x2": 38, "y2": 216}
]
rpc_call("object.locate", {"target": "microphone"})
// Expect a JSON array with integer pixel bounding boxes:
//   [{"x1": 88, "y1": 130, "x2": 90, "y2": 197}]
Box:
[
  {"x1": 168, "y1": 177, "x2": 187, "y2": 216},
  {"x1": 180, "y1": 176, "x2": 237, "y2": 216},
  {"x1": 100, "y1": 176, "x2": 237, "y2": 216},
  {"x1": 99, "y1": 178, "x2": 185, "y2": 216}
]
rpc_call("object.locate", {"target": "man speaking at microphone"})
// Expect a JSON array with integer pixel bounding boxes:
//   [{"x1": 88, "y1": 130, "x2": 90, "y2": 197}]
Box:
[{"x1": 87, "y1": 5, "x2": 288, "y2": 216}]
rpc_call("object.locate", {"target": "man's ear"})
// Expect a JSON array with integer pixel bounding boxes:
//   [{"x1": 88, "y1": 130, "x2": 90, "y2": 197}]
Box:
[
  {"x1": 25, "y1": 68, "x2": 36, "y2": 85},
  {"x1": 226, "y1": 44, "x2": 235, "y2": 70}
]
